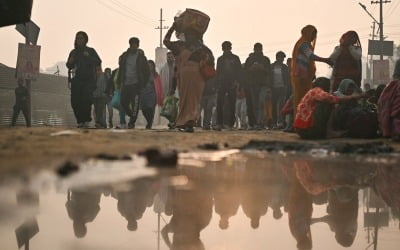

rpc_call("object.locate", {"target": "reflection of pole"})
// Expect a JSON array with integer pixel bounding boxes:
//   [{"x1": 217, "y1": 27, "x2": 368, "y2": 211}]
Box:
[
  {"x1": 157, "y1": 213, "x2": 160, "y2": 250},
  {"x1": 373, "y1": 207, "x2": 379, "y2": 250}
]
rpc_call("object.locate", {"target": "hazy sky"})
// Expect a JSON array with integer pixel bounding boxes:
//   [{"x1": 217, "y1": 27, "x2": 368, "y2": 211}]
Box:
[{"x1": 1, "y1": 0, "x2": 399, "y2": 76}]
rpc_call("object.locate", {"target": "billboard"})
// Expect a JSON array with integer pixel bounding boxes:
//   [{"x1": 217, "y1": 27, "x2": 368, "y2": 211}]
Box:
[
  {"x1": 368, "y1": 40, "x2": 394, "y2": 56},
  {"x1": 373, "y1": 60, "x2": 390, "y2": 86},
  {"x1": 16, "y1": 43, "x2": 41, "y2": 80}
]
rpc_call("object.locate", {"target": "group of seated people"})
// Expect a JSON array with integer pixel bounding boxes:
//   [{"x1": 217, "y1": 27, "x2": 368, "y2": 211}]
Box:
[{"x1": 293, "y1": 59, "x2": 400, "y2": 141}]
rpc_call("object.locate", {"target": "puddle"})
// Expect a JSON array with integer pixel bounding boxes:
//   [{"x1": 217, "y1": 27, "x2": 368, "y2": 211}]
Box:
[{"x1": 0, "y1": 149, "x2": 399, "y2": 250}]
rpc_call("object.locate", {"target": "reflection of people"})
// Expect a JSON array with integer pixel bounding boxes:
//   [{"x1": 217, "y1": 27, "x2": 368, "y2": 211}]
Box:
[
  {"x1": 11, "y1": 79, "x2": 30, "y2": 127},
  {"x1": 66, "y1": 31, "x2": 102, "y2": 128},
  {"x1": 214, "y1": 164, "x2": 242, "y2": 230},
  {"x1": 241, "y1": 165, "x2": 269, "y2": 229},
  {"x1": 115, "y1": 178, "x2": 156, "y2": 231},
  {"x1": 65, "y1": 189, "x2": 101, "y2": 238},
  {"x1": 162, "y1": 184, "x2": 212, "y2": 250}
]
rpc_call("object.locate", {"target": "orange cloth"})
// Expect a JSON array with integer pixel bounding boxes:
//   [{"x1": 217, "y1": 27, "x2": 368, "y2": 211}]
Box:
[
  {"x1": 291, "y1": 25, "x2": 317, "y2": 117},
  {"x1": 175, "y1": 49, "x2": 205, "y2": 127}
]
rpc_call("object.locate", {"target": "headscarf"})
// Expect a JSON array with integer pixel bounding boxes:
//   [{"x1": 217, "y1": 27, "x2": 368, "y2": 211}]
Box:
[
  {"x1": 339, "y1": 31, "x2": 361, "y2": 48},
  {"x1": 74, "y1": 31, "x2": 88, "y2": 49},
  {"x1": 291, "y1": 25, "x2": 317, "y2": 78},
  {"x1": 334, "y1": 79, "x2": 362, "y2": 97}
]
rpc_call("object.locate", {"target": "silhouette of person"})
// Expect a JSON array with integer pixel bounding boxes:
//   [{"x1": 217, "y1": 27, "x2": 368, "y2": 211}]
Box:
[
  {"x1": 65, "y1": 188, "x2": 101, "y2": 238},
  {"x1": 288, "y1": 174, "x2": 313, "y2": 250},
  {"x1": 115, "y1": 178, "x2": 157, "y2": 231},
  {"x1": 241, "y1": 164, "x2": 269, "y2": 229},
  {"x1": 214, "y1": 164, "x2": 242, "y2": 229},
  {"x1": 161, "y1": 182, "x2": 212, "y2": 250}
]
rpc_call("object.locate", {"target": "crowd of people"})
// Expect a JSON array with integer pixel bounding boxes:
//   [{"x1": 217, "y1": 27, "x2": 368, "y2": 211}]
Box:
[{"x1": 10, "y1": 20, "x2": 399, "y2": 141}]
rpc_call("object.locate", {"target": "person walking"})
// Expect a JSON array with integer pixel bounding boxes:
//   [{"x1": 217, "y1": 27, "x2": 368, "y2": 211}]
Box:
[
  {"x1": 93, "y1": 69, "x2": 108, "y2": 128},
  {"x1": 214, "y1": 41, "x2": 242, "y2": 130},
  {"x1": 66, "y1": 31, "x2": 102, "y2": 128},
  {"x1": 140, "y1": 60, "x2": 160, "y2": 129},
  {"x1": 271, "y1": 51, "x2": 290, "y2": 129},
  {"x1": 244, "y1": 43, "x2": 272, "y2": 129},
  {"x1": 11, "y1": 78, "x2": 30, "y2": 127},
  {"x1": 163, "y1": 22, "x2": 214, "y2": 132},
  {"x1": 117, "y1": 37, "x2": 150, "y2": 129}
]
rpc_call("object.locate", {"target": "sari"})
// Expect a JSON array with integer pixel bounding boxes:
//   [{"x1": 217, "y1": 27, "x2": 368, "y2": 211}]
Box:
[{"x1": 291, "y1": 25, "x2": 317, "y2": 117}]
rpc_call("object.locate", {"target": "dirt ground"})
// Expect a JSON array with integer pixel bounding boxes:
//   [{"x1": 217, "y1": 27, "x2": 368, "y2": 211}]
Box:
[{"x1": 0, "y1": 126, "x2": 399, "y2": 175}]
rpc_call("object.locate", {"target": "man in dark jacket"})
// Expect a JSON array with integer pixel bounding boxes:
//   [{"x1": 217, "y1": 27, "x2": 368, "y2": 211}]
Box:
[
  {"x1": 66, "y1": 31, "x2": 102, "y2": 128},
  {"x1": 214, "y1": 41, "x2": 242, "y2": 130},
  {"x1": 244, "y1": 43, "x2": 272, "y2": 129},
  {"x1": 271, "y1": 51, "x2": 290, "y2": 128},
  {"x1": 117, "y1": 37, "x2": 150, "y2": 129},
  {"x1": 11, "y1": 78, "x2": 30, "y2": 127}
]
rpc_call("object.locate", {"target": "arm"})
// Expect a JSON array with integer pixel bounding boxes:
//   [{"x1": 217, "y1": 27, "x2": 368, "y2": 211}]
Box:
[
  {"x1": 300, "y1": 43, "x2": 332, "y2": 65},
  {"x1": 163, "y1": 24, "x2": 181, "y2": 54},
  {"x1": 66, "y1": 50, "x2": 76, "y2": 69}
]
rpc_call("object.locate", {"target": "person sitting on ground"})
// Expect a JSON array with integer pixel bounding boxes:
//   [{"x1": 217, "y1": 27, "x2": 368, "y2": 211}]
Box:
[
  {"x1": 294, "y1": 77, "x2": 362, "y2": 139},
  {"x1": 378, "y1": 59, "x2": 400, "y2": 141},
  {"x1": 333, "y1": 79, "x2": 378, "y2": 138}
]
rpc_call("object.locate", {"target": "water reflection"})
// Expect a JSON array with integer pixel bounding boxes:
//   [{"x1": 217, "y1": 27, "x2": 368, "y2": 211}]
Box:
[{"x1": 0, "y1": 151, "x2": 399, "y2": 250}]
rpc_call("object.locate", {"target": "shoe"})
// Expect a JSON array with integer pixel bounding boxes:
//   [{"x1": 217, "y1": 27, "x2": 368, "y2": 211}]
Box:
[
  {"x1": 116, "y1": 124, "x2": 127, "y2": 129},
  {"x1": 128, "y1": 123, "x2": 135, "y2": 129},
  {"x1": 178, "y1": 126, "x2": 194, "y2": 133},
  {"x1": 213, "y1": 125, "x2": 222, "y2": 131},
  {"x1": 77, "y1": 123, "x2": 84, "y2": 128},
  {"x1": 145, "y1": 124, "x2": 152, "y2": 129},
  {"x1": 82, "y1": 122, "x2": 90, "y2": 128}
]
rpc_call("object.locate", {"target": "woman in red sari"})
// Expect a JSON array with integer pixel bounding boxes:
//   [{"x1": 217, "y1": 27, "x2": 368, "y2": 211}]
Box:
[
  {"x1": 378, "y1": 59, "x2": 400, "y2": 141},
  {"x1": 291, "y1": 25, "x2": 332, "y2": 118}
]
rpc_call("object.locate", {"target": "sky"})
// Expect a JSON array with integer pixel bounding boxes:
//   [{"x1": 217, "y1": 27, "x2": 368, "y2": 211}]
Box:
[{"x1": 1, "y1": 0, "x2": 400, "y2": 77}]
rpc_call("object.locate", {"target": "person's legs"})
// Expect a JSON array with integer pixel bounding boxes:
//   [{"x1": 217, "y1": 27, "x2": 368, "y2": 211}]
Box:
[
  {"x1": 216, "y1": 88, "x2": 226, "y2": 128},
  {"x1": 121, "y1": 85, "x2": 133, "y2": 118},
  {"x1": 128, "y1": 86, "x2": 141, "y2": 128},
  {"x1": 70, "y1": 80, "x2": 82, "y2": 124},
  {"x1": 107, "y1": 100, "x2": 113, "y2": 128},
  {"x1": 245, "y1": 86, "x2": 256, "y2": 129},
  {"x1": 11, "y1": 105, "x2": 21, "y2": 126},
  {"x1": 227, "y1": 87, "x2": 237, "y2": 128},
  {"x1": 81, "y1": 83, "x2": 94, "y2": 125},
  {"x1": 257, "y1": 86, "x2": 267, "y2": 128},
  {"x1": 142, "y1": 106, "x2": 155, "y2": 129}
]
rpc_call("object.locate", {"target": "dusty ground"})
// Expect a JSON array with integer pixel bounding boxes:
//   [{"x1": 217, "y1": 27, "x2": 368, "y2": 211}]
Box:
[{"x1": 0, "y1": 126, "x2": 399, "y2": 175}]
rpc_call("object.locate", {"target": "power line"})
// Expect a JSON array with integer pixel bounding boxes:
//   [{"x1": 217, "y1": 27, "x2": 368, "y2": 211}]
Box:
[
  {"x1": 95, "y1": 0, "x2": 153, "y2": 26},
  {"x1": 109, "y1": 0, "x2": 155, "y2": 24}
]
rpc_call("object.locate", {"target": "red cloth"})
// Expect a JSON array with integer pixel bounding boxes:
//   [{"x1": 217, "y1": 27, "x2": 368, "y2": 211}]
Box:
[
  {"x1": 154, "y1": 74, "x2": 164, "y2": 106},
  {"x1": 294, "y1": 87, "x2": 340, "y2": 129},
  {"x1": 378, "y1": 80, "x2": 400, "y2": 137}
]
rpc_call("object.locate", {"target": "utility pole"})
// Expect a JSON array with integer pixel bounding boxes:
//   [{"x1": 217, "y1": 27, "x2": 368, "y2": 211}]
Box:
[
  {"x1": 155, "y1": 8, "x2": 169, "y2": 47},
  {"x1": 371, "y1": 0, "x2": 391, "y2": 60}
]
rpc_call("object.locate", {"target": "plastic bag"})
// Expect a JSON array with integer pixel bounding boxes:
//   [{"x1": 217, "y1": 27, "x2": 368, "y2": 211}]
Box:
[
  {"x1": 111, "y1": 89, "x2": 122, "y2": 111},
  {"x1": 160, "y1": 95, "x2": 179, "y2": 122}
]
